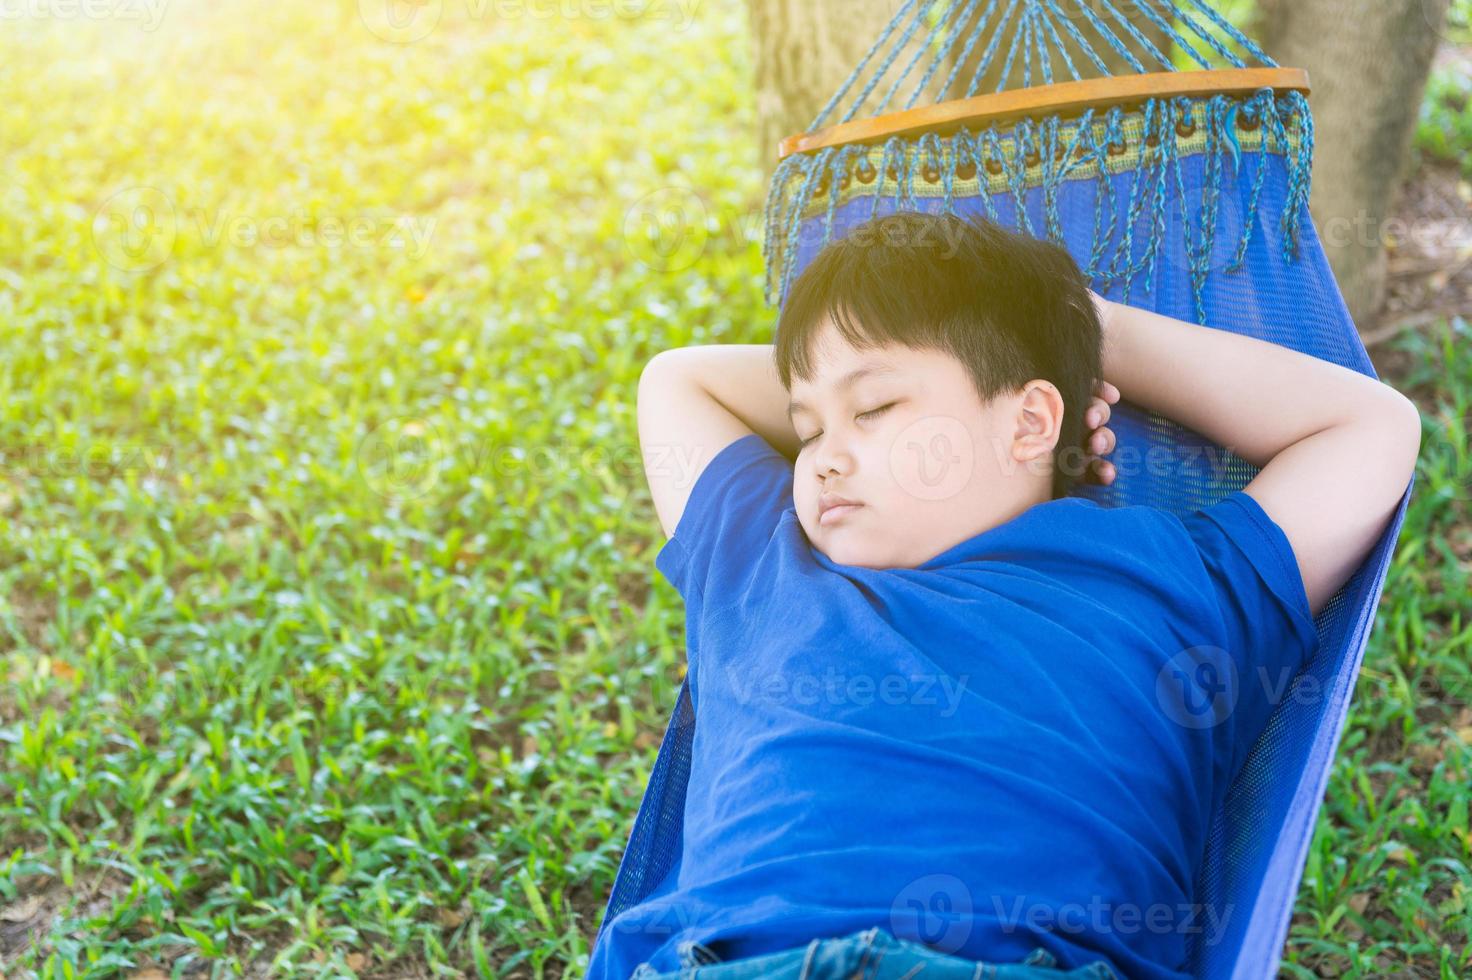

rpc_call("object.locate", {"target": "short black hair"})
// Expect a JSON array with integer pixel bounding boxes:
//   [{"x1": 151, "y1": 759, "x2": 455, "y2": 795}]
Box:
[{"x1": 773, "y1": 210, "x2": 1103, "y2": 500}]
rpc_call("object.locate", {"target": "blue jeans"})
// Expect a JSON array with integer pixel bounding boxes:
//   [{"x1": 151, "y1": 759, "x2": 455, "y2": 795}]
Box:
[{"x1": 628, "y1": 927, "x2": 1119, "y2": 979}]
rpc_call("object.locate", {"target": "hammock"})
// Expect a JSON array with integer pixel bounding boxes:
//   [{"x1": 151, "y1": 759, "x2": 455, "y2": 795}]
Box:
[{"x1": 597, "y1": 3, "x2": 1416, "y2": 977}]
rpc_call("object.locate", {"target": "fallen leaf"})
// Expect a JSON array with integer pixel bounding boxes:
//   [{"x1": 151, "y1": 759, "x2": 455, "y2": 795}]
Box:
[{"x1": 0, "y1": 895, "x2": 42, "y2": 922}]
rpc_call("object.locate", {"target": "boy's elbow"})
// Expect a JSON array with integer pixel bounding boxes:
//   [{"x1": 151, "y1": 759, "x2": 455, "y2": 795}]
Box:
[{"x1": 1387, "y1": 390, "x2": 1422, "y2": 480}]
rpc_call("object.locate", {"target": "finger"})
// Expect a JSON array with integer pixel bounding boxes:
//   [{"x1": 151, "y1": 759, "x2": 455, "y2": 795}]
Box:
[
  {"x1": 1097, "y1": 380, "x2": 1121, "y2": 404},
  {"x1": 1089, "y1": 396, "x2": 1111, "y2": 428},
  {"x1": 1092, "y1": 458, "x2": 1116, "y2": 485},
  {"x1": 1094, "y1": 428, "x2": 1116, "y2": 456}
]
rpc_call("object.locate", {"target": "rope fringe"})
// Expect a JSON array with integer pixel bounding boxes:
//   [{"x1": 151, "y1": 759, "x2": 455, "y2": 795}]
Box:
[
  {"x1": 762, "y1": 0, "x2": 1311, "y2": 321},
  {"x1": 763, "y1": 88, "x2": 1314, "y2": 323}
]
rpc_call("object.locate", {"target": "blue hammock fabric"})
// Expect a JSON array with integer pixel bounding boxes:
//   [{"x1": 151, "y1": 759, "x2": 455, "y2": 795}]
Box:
[{"x1": 596, "y1": 4, "x2": 1415, "y2": 977}]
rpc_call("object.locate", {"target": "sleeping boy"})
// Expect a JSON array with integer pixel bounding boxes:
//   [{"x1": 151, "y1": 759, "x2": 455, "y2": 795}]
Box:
[{"x1": 586, "y1": 210, "x2": 1420, "y2": 979}]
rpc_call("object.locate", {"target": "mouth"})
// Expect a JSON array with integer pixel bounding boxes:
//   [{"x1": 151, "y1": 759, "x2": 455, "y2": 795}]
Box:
[{"x1": 818, "y1": 501, "x2": 864, "y2": 526}]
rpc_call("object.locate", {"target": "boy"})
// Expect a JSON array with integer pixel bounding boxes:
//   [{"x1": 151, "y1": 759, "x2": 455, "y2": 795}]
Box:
[{"x1": 587, "y1": 211, "x2": 1420, "y2": 979}]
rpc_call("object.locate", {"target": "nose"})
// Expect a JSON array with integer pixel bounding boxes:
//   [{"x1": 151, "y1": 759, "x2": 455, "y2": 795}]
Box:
[{"x1": 812, "y1": 432, "x2": 854, "y2": 481}]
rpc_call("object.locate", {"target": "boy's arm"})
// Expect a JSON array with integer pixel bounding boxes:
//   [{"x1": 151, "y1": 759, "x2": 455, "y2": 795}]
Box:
[
  {"x1": 637, "y1": 345, "x2": 798, "y2": 540},
  {"x1": 1092, "y1": 293, "x2": 1421, "y2": 618}
]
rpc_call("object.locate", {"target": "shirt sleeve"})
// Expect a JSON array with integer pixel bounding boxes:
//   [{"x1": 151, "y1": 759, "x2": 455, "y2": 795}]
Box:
[
  {"x1": 653, "y1": 432, "x2": 794, "y2": 607},
  {"x1": 1178, "y1": 489, "x2": 1320, "y2": 679}
]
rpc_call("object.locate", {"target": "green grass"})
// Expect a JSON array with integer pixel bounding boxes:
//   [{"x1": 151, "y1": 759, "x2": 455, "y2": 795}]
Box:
[
  {"x1": 0, "y1": 1, "x2": 1468, "y2": 977},
  {"x1": 1418, "y1": 69, "x2": 1472, "y2": 176},
  {"x1": 1416, "y1": 0, "x2": 1472, "y2": 174}
]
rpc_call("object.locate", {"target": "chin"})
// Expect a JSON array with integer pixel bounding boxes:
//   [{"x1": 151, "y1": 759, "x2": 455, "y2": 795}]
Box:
[{"x1": 816, "y1": 539, "x2": 890, "y2": 570}]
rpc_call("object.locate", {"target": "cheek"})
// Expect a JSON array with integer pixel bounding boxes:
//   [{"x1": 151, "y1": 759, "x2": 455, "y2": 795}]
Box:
[{"x1": 883, "y1": 414, "x2": 981, "y2": 505}]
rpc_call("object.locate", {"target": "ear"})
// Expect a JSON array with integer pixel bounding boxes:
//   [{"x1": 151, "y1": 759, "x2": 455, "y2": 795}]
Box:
[{"x1": 1010, "y1": 380, "x2": 1064, "y2": 466}]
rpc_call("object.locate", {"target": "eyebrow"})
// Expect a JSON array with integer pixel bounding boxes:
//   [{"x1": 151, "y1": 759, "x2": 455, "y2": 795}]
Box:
[{"x1": 787, "y1": 364, "x2": 900, "y2": 420}]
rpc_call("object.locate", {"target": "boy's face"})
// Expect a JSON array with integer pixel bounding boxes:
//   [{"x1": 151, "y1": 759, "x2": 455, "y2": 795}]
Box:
[{"x1": 787, "y1": 316, "x2": 1058, "y2": 569}]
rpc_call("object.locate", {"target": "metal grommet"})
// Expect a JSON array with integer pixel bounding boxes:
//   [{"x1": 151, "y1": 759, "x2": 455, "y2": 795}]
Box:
[
  {"x1": 984, "y1": 157, "x2": 1004, "y2": 175},
  {"x1": 1106, "y1": 139, "x2": 1126, "y2": 157},
  {"x1": 921, "y1": 164, "x2": 940, "y2": 183},
  {"x1": 1024, "y1": 149, "x2": 1041, "y2": 167},
  {"x1": 885, "y1": 164, "x2": 899, "y2": 182},
  {"x1": 1176, "y1": 121, "x2": 1197, "y2": 138},
  {"x1": 855, "y1": 160, "x2": 876, "y2": 184},
  {"x1": 956, "y1": 160, "x2": 977, "y2": 181},
  {"x1": 1144, "y1": 133, "x2": 1159, "y2": 149},
  {"x1": 1053, "y1": 143, "x2": 1067, "y2": 161},
  {"x1": 1237, "y1": 110, "x2": 1261, "y2": 131},
  {"x1": 839, "y1": 173, "x2": 852, "y2": 190}
]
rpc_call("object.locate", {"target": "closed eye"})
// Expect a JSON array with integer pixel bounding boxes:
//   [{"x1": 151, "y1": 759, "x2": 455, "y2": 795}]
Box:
[
  {"x1": 858, "y1": 402, "x2": 897, "y2": 422},
  {"x1": 797, "y1": 402, "x2": 897, "y2": 450}
]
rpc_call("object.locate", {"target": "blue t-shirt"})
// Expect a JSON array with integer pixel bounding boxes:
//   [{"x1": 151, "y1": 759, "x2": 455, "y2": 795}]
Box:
[{"x1": 588, "y1": 432, "x2": 1318, "y2": 980}]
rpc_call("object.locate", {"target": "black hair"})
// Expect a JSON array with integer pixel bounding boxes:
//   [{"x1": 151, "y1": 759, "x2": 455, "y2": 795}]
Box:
[{"x1": 773, "y1": 209, "x2": 1102, "y2": 500}]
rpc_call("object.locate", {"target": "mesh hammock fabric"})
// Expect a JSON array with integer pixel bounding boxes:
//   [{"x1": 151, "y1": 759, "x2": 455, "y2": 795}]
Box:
[{"x1": 597, "y1": 3, "x2": 1416, "y2": 977}]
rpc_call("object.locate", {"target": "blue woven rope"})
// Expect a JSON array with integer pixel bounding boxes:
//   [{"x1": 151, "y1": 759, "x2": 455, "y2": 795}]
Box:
[{"x1": 762, "y1": 0, "x2": 1312, "y2": 310}]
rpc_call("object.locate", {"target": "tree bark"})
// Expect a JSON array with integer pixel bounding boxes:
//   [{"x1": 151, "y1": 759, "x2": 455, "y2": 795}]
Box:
[
  {"x1": 745, "y1": 0, "x2": 929, "y2": 185},
  {"x1": 1256, "y1": 0, "x2": 1451, "y2": 330}
]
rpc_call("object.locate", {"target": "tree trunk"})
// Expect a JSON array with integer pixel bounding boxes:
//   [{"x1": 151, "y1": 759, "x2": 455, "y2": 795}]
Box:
[
  {"x1": 1256, "y1": 0, "x2": 1451, "y2": 330},
  {"x1": 745, "y1": 0, "x2": 928, "y2": 185}
]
